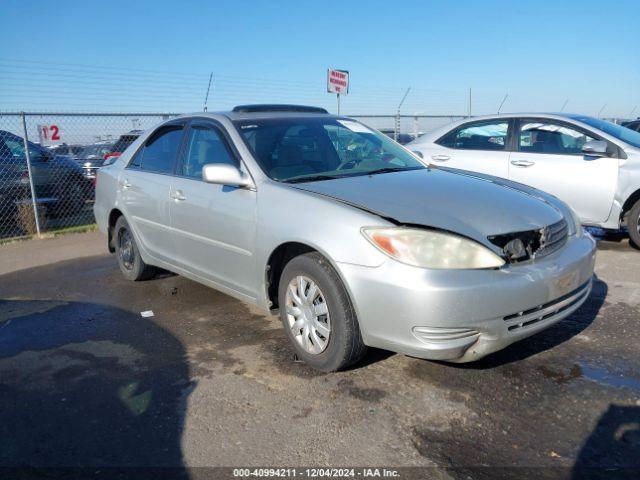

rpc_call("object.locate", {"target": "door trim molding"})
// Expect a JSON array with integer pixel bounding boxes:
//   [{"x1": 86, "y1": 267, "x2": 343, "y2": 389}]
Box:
[{"x1": 132, "y1": 215, "x2": 252, "y2": 256}]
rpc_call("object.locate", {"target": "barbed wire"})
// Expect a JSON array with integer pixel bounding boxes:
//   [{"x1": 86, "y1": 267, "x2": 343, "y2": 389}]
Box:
[{"x1": 0, "y1": 58, "x2": 637, "y2": 118}]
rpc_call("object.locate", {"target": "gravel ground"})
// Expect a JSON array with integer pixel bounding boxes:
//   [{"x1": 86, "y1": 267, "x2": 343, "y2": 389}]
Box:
[{"x1": 0, "y1": 232, "x2": 638, "y2": 479}]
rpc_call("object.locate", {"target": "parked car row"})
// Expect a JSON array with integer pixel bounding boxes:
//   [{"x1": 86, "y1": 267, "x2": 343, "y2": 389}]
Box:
[
  {"x1": 48, "y1": 131, "x2": 143, "y2": 179},
  {"x1": 94, "y1": 105, "x2": 598, "y2": 372},
  {"x1": 0, "y1": 130, "x2": 94, "y2": 232},
  {"x1": 0, "y1": 129, "x2": 143, "y2": 237}
]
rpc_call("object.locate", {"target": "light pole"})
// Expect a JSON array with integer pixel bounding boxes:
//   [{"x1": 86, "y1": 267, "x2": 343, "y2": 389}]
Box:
[{"x1": 395, "y1": 87, "x2": 411, "y2": 141}]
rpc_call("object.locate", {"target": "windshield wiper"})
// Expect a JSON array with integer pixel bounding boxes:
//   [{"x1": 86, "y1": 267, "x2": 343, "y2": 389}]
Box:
[
  {"x1": 284, "y1": 166, "x2": 425, "y2": 183},
  {"x1": 360, "y1": 166, "x2": 425, "y2": 177},
  {"x1": 284, "y1": 175, "x2": 340, "y2": 184}
]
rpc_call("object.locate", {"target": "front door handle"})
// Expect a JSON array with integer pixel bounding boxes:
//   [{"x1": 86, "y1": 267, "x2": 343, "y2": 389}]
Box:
[
  {"x1": 431, "y1": 154, "x2": 450, "y2": 162},
  {"x1": 510, "y1": 160, "x2": 535, "y2": 167},
  {"x1": 170, "y1": 190, "x2": 186, "y2": 201},
  {"x1": 119, "y1": 179, "x2": 132, "y2": 189}
]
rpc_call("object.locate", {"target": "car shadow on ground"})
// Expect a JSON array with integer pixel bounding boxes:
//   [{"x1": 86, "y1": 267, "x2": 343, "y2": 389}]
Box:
[
  {"x1": 0, "y1": 299, "x2": 192, "y2": 478},
  {"x1": 572, "y1": 404, "x2": 640, "y2": 479},
  {"x1": 443, "y1": 275, "x2": 608, "y2": 370}
]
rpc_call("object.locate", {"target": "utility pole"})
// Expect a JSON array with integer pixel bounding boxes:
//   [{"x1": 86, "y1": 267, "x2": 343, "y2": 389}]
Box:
[
  {"x1": 395, "y1": 87, "x2": 411, "y2": 141},
  {"x1": 203, "y1": 72, "x2": 213, "y2": 112},
  {"x1": 560, "y1": 99, "x2": 569, "y2": 112},
  {"x1": 468, "y1": 88, "x2": 472, "y2": 118},
  {"x1": 497, "y1": 94, "x2": 508, "y2": 114}
]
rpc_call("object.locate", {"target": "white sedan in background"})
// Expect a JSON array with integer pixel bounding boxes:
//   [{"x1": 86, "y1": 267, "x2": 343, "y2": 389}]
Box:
[{"x1": 408, "y1": 113, "x2": 640, "y2": 247}]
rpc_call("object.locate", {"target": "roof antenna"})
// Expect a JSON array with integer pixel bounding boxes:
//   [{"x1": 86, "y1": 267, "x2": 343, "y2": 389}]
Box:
[
  {"x1": 597, "y1": 102, "x2": 607, "y2": 119},
  {"x1": 560, "y1": 99, "x2": 569, "y2": 112},
  {"x1": 203, "y1": 72, "x2": 213, "y2": 112},
  {"x1": 497, "y1": 93, "x2": 508, "y2": 114}
]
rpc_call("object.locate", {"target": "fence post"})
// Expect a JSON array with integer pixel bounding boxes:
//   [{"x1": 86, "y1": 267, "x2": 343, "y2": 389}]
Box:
[{"x1": 20, "y1": 112, "x2": 41, "y2": 237}]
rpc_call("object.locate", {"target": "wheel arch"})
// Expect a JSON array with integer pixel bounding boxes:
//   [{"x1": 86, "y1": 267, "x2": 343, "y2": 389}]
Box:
[
  {"x1": 107, "y1": 208, "x2": 124, "y2": 253},
  {"x1": 264, "y1": 241, "x2": 352, "y2": 314},
  {"x1": 621, "y1": 188, "x2": 640, "y2": 225}
]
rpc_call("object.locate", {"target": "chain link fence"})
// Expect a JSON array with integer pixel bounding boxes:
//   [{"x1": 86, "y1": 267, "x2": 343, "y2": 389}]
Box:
[
  {"x1": 3, "y1": 111, "x2": 627, "y2": 241},
  {"x1": 0, "y1": 113, "x2": 177, "y2": 240},
  {"x1": 0, "y1": 111, "x2": 466, "y2": 240},
  {"x1": 350, "y1": 115, "x2": 467, "y2": 142}
]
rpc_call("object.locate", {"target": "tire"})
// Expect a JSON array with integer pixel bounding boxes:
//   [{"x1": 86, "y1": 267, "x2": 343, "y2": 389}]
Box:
[
  {"x1": 278, "y1": 252, "x2": 367, "y2": 372},
  {"x1": 114, "y1": 216, "x2": 156, "y2": 281},
  {"x1": 628, "y1": 200, "x2": 640, "y2": 249}
]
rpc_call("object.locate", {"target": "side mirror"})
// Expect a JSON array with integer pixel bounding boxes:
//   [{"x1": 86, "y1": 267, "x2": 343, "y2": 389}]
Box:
[
  {"x1": 202, "y1": 163, "x2": 252, "y2": 188},
  {"x1": 582, "y1": 140, "x2": 608, "y2": 157}
]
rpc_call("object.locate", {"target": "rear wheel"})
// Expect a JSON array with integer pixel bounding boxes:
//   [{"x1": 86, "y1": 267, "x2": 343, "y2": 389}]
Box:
[
  {"x1": 114, "y1": 216, "x2": 156, "y2": 280},
  {"x1": 628, "y1": 200, "x2": 640, "y2": 249},
  {"x1": 278, "y1": 252, "x2": 367, "y2": 372}
]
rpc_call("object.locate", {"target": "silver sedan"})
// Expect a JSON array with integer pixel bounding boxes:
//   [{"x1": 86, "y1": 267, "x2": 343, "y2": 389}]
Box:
[{"x1": 94, "y1": 105, "x2": 596, "y2": 371}]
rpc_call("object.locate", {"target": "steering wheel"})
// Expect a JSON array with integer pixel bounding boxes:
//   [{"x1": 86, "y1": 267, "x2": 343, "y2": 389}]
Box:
[{"x1": 336, "y1": 159, "x2": 358, "y2": 170}]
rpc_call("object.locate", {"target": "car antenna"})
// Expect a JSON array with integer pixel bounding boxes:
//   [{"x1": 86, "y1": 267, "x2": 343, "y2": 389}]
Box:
[{"x1": 203, "y1": 72, "x2": 213, "y2": 112}]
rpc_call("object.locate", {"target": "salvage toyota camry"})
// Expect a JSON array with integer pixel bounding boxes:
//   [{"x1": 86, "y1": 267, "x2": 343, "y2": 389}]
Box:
[{"x1": 94, "y1": 105, "x2": 596, "y2": 371}]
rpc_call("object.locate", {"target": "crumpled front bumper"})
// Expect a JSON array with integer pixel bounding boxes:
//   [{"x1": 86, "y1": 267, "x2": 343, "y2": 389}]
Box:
[{"x1": 337, "y1": 232, "x2": 597, "y2": 362}]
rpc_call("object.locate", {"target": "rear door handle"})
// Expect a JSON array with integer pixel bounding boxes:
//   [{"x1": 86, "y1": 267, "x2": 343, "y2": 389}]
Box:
[
  {"x1": 119, "y1": 179, "x2": 132, "y2": 189},
  {"x1": 510, "y1": 160, "x2": 535, "y2": 167},
  {"x1": 431, "y1": 154, "x2": 450, "y2": 162},
  {"x1": 170, "y1": 190, "x2": 186, "y2": 201}
]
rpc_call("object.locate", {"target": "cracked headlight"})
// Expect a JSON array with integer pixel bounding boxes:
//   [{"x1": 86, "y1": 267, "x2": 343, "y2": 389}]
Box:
[{"x1": 362, "y1": 227, "x2": 505, "y2": 269}]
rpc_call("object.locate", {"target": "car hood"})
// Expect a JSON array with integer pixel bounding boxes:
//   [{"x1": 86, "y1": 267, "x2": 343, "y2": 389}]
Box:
[{"x1": 290, "y1": 168, "x2": 564, "y2": 249}]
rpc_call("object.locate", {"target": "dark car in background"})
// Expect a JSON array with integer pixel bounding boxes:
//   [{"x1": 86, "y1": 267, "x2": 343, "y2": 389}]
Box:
[
  {"x1": 379, "y1": 129, "x2": 416, "y2": 145},
  {"x1": 49, "y1": 143, "x2": 85, "y2": 160},
  {"x1": 104, "y1": 130, "x2": 142, "y2": 162},
  {"x1": 76, "y1": 141, "x2": 114, "y2": 179},
  {"x1": 0, "y1": 130, "x2": 93, "y2": 236},
  {"x1": 622, "y1": 119, "x2": 640, "y2": 133}
]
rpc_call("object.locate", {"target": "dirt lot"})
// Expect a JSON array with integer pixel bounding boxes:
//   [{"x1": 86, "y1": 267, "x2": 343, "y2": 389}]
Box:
[{"x1": 0, "y1": 232, "x2": 638, "y2": 478}]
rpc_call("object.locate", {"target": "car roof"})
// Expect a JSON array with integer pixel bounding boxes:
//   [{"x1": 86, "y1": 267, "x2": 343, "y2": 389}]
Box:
[
  {"x1": 410, "y1": 112, "x2": 607, "y2": 144},
  {"x1": 177, "y1": 105, "x2": 339, "y2": 122},
  {"x1": 438, "y1": 112, "x2": 593, "y2": 122}
]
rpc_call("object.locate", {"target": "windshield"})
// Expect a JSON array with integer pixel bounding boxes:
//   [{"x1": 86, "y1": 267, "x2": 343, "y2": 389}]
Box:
[
  {"x1": 234, "y1": 117, "x2": 425, "y2": 182},
  {"x1": 573, "y1": 116, "x2": 640, "y2": 148}
]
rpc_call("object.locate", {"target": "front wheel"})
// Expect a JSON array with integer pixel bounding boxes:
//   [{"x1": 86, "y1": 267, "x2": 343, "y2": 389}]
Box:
[
  {"x1": 114, "y1": 216, "x2": 156, "y2": 281},
  {"x1": 278, "y1": 252, "x2": 367, "y2": 372},
  {"x1": 628, "y1": 200, "x2": 640, "y2": 249}
]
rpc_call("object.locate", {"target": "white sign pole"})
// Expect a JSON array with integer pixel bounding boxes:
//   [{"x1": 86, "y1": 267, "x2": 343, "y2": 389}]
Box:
[{"x1": 328, "y1": 68, "x2": 348, "y2": 115}]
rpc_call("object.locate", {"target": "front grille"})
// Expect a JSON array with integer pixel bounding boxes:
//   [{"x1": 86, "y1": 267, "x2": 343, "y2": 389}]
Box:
[
  {"x1": 503, "y1": 280, "x2": 591, "y2": 332},
  {"x1": 488, "y1": 218, "x2": 569, "y2": 263},
  {"x1": 536, "y1": 219, "x2": 569, "y2": 258}
]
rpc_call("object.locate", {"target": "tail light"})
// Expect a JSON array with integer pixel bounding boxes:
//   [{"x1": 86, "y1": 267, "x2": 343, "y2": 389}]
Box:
[
  {"x1": 104, "y1": 152, "x2": 121, "y2": 160},
  {"x1": 20, "y1": 170, "x2": 29, "y2": 184}
]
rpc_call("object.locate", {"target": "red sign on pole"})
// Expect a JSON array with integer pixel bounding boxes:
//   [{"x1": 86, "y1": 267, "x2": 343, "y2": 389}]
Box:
[
  {"x1": 37, "y1": 124, "x2": 63, "y2": 145},
  {"x1": 327, "y1": 69, "x2": 349, "y2": 94}
]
